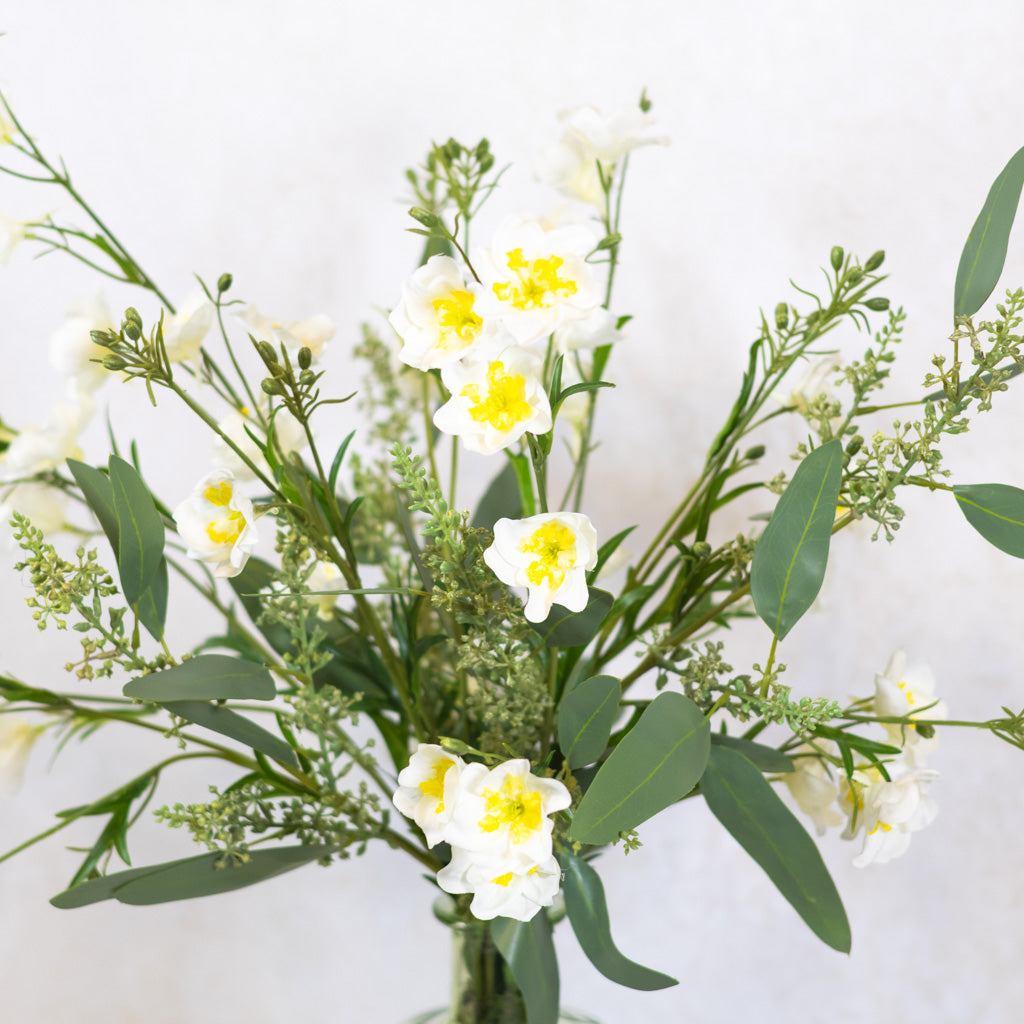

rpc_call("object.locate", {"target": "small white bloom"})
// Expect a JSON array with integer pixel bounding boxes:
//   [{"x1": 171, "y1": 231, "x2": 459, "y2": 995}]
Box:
[
  {"x1": 0, "y1": 397, "x2": 94, "y2": 483},
  {"x1": 782, "y1": 744, "x2": 844, "y2": 836},
  {"x1": 874, "y1": 649, "x2": 946, "y2": 767},
  {"x1": 0, "y1": 482, "x2": 68, "y2": 546},
  {"x1": 240, "y1": 305, "x2": 335, "y2": 359},
  {"x1": 306, "y1": 560, "x2": 343, "y2": 619},
  {"x1": 172, "y1": 470, "x2": 258, "y2": 578},
  {"x1": 551, "y1": 306, "x2": 624, "y2": 355},
  {"x1": 389, "y1": 255, "x2": 490, "y2": 369},
  {"x1": 434, "y1": 345, "x2": 551, "y2": 455},
  {"x1": 0, "y1": 210, "x2": 30, "y2": 265},
  {"x1": 211, "y1": 406, "x2": 306, "y2": 481},
  {"x1": 0, "y1": 716, "x2": 41, "y2": 795},
  {"x1": 773, "y1": 353, "x2": 842, "y2": 418},
  {"x1": 162, "y1": 288, "x2": 215, "y2": 363},
  {"x1": 49, "y1": 296, "x2": 115, "y2": 393},
  {"x1": 484, "y1": 512, "x2": 598, "y2": 623},
  {"x1": 437, "y1": 848, "x2": 562, "y2": 922},
  {"x1": 392, "y1": 743, "x2": 468, "y2": 848},
  {"x1": 477, "y1": 216, "x2": 600, "y2": 346}
]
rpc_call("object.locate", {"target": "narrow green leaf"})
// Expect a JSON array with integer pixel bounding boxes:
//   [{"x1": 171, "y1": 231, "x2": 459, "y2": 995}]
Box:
[
  {"x1": 532, "y1": 588, "x2": 613, "y2": 649},
  {"x1": 558, "y1": 674, "x2": 620, "y2": 769},
  {"x1": 954, "y1": 144, "x2": 1024, "y2": 317},
  {"x1": 710, "y1": 733, "x2": 793, "y2": 773},
  {"x1": 750, "y1": 440, "x2": 843, "y2": 641},
  {"x1": 559, "y1": 850, "x2": 677, "y2": 990},
  {"x1": 108, "y1": 455, "x2": 165, "y2": 608},
  {"x1": 491, "y1": 912, "x2": 559, "y2": 1024},
  {"x1": 701, "y1": 745, "x2": 851, "y2": 953},
  {"x1": 51, "y1": 863, "x2": 168, "y2": 909},
  {"x1": 66, "y1": 458, "x2": 118, "y2": 548},
  {"x1": 953, "y1": 483, "x2": 1024, "y2": 558},
  {"x1": 471, "y1": 459, "x2": 523, "y2": 531},
  {"x1": 162, "y1": 700, "x2": 299, "y2": 767},
  {"x1": 569, "y1": 692, "x2": 710, "y2": 845},
  {"x1": 0, "y1": 676, "x2": 71, "y2": 707},
  {"x1": 136, "y1": 557, "x2": 169, "y2": 641},
  {"x1": 123, "y1": 654, "x2": 276, "y2": 702}
]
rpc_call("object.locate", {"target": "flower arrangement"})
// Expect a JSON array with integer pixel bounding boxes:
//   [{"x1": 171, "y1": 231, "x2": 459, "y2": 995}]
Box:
[{"x1": 3, "y1": 75, "x2": 1024, "y2": 1023}]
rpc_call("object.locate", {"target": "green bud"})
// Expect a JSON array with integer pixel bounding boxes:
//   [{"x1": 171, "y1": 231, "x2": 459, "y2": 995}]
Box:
[
  {"x1": 845, "y1": 435, "x2": 864, "y2": 457},
  {"x1": 639, "y1": 88, "x2": 652, "y2": 113},
  {"x1": 744, "y1": 445, "x2": 766, "y2": 461},
  {"x1": 479, "y1": 152, "x2": 495, "y2": 174},
  {"x1": 692, "y1": 541, "x2": 712, "y2": 559},
  {"x1": 864, "y1": 297, "x2": 890, "y2": 311},
  {"x1": 122, "y1": 322, "x2": 141, "y2": 342},
  {"x1": 409, "y1": 206, "x2": 441, "y2": 230},
  {"x1": 256, "y1": 340, "x2": 278, "y2": 365},
  {"x1": 846, "y1": 267, "x2": 863, "y2": 284},
  {"x1": 830, "y1": 246, "x2": 844, "y2": 272},
  {"x1": 595, "y1": 233, "x2": 622, "y2": 251},
  {"x1": 297, "y1": 346, "x2": 312, "y2": 370},
  {"x1": 475, "y1": 138, "x2": 490, "y2": 158},
  {"x1": 915, "y1": 723, "x2": 936, "y2": 739},
  {"x1": 299, "y1": 369, "x2": 316, "y2": 386},
  {"x1": 217, "y1": 272, "x2": 233, "y2": 293},
  {"x1": 864, "y1": 250, "x2": 885, "y2": 272},
  {"x1": 102, "y1": 354, "x2": 128, "y2": 371},
  {"x1": 123, "y1": 306, "x2": 143, "y2": 327},
  {"x1": 90, "y1": 330, "x2": 116, "y2": 348},
  {"x1": 805, "y1": 310, "x2": 821, "y2": 329},
  {"x1": 442, "y1": 138, "x2": 462, "y2": 163},
  {"x1": 774, "y1": 302, "x2": 788, "y2": 330},
  {"x1": 261, "y1": 378, "x2": 285, "y2": 397}
]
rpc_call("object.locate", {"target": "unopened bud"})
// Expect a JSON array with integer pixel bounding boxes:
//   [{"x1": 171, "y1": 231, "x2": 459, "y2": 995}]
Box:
[
  {"x1": 774, "y1": 302, "x2": 788, "y2": 330},
  {"x1": 122, "y1": 322, "x2": 141, "y2": 342},
  {"x1": 846, "y1": 268, "x2": 863, "y2": 284},
  {"x1": 299, "y1": 369, "x2": 316, "y2": 386},
  {"x1": 297, "y1": 346, "x2": 312, "y2": 370},
  {"x1": 217, "y1": 272, "x2": 233, "y2": 293},
  {"x1": 845, "y1": 435, "x2": 864, "y2": 457},
  {"x1": 830, "y1": 246, "x2": 844, "y2": 272},
  {"x1": 409, "y1": 206, "x2": 441, "y2": 230},
  {"x1": 916, "y1": 723, "x2": 936, "y2": 739},
  {"x1": 864, "y1": 250, "x2": 885, "y2": 272},
  {"x1": 479, "y1": 152, "x2": 495, "y2": 174},
  {"x1": 744, "y1": 445, "x2": 766, "y2": 461},
  {"x1": 864, "y1": 297, "x2": 890, "y2": 311},
  {"x1": 90, "y1": 330, "x2": 116, "y2": 348},
  {"x1": 256, "y1": 340, "x2": 277, "y2": 365},
  {"x1": 692, "y1": 541, "x2": 712, "y2": 559},
  {"x1": 102, "y1": 354, "x2": 128, "y2": 371},
  {"x1": 261, "y1": 378, "x2": 285, "y2": 397}
]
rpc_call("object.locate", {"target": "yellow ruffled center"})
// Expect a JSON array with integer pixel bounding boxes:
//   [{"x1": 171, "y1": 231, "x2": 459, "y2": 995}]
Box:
[
  {"x1": 418, "y1": 757, "x2": 455, "y2": 814},
  {"x1": 461, "y1": 361, "x2": 534, "y2": 432},
  {"x1": 492, "y1": 248, "x2": 578, "y2": 310},
  {"x1": 432, "y1": 289, "x2": 483, "y2": 352},
  {"x1": 479, "y1": 773, "x2": 543, "y2": 845},
  {"x1": 521, "y1": 521, "x2": 577, "y2": 589},
  {"x1": 204, "y1": 481, "x2": 245, "y2": 545}
]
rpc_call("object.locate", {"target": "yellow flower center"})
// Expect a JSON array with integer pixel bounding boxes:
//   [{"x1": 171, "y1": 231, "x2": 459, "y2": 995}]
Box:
[
  {"x1": 492, "y1": 248, "x2": 578, "y2": 310},
  {"x1": 521, "y1": 521, "x2": 577, "y2": 590},
  {"x1": 868, "y1": 820, "x2": 893, "y2": 836},
  {"x1": 478, "y1": 773, "x2": 543, "y2": 844},
  {"x1": 491, "y1": 871, "x2": 514, "y2": 887},
  {"x1": 204, "y1": 482, "x2": 245, "y2": 545},
  {"x1": 431, "y1": 289, "x2": 483, "y2": 352},
  {"x1": 418, "y1": 757, "x2": 455, "y2": 813},
  {"x1": 461, "y1": 361, "x2": 534, "y2": 432}
]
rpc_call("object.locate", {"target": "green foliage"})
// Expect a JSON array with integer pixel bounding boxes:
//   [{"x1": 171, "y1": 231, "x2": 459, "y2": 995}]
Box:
[
  {"x1": 558, "y1": 674, "x2": 620, "y2": 769},
  {"x1": 123, "y1": 655, "x2": 276, "y2": 702},
  {"x1": 953, "y1": 482, "x2": 1024, "y2": 557},
  {"x1": 491, "y1": 912, "x2": 559, "y2": 1024}
]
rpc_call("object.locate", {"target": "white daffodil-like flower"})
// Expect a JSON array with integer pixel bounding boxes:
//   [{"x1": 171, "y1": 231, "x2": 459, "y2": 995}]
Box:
[
  {"x1": 484, "y1": 512, "x2": 598, "y2": 623},
  {"x1": 240, "y1": 305, "x2": 335, "y2": 359},
  {"x1": 305, "y1": 559, "x2": 343, "y2": 619},
  {"x1": 782, "y1": 743, "x2": 845, "y2": 836},
  {"x1": 49, "y1": 295, "x2": 115, "y2": 394},
  {"x1": 477, "y1": 216, "x2": 600, "y2": 346},
  {"x1": 162, "y1": 288, "x2": 215, "y2": 363},
  {"x1": 172, "y1": 470, "x2": 258, "y2": 578},
  {"x1": 211, "y1": 406, "x2": 307, "y2": 481},
  {"x1": 0, "y1": 397, "x2": 94, "y2": 483},
  {"x1": 437, "y1": 848, "x2": 562, "y2": 922},
  {"x1": 0, "y1": 210, "x2": 29, "y2": 265},
  {"x1": 551, "y1": 306, "x2": 624, "y2": 355},
  {"x1": 388, "y1": 255, "x2": 490, "y2": 369},
  {"x1": 0, "y1": 483, "x2": 68, "y2": 547},
  {"x1": 0, "y1": 716, "x2": 41, "y2": 795},
  {"x1": 434, "y1": 345, "x2": 551, "y2": 455},
  {"x1": 392, "y1": 743, "x2": 468, "y2": 848},
  {"x1": 874, "y1": 649, "x2": 947, "y2": 767}
]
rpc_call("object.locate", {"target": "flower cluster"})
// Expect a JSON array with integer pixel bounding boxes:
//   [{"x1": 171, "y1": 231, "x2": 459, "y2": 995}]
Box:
[{"x1": 392, "y1": 744, "x2": 570, "y2": 921}]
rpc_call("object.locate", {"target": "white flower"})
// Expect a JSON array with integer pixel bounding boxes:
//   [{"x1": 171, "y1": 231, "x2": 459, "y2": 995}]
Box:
[
  {"x1": 211, "y1": 406, "x2": 306, "y2": 481},
  {"x1": 0, "y1": 397, "x2": 94, "y2": 483},
  {"x1": 0, "y1": 210, "x2": 29, "y2": 265},
  {"x1": 49, "y1": 295, "x2": 115, "y2": 394},
  {"x1": 240, "y1": 305, "x2": 335, "y2": 359},
  {"x1": 551, "y1": 306, "x2": 624, "y2": 355},
  {"x1": 773, "y1": 353, "x2": 842, "y2": 418},
  {"x1": 388, "y1": 255, "x2": 489, "y2": 369},
  {"x1": 437, "y1": 848, "x2": 562, "y2": 922},
  {"x1": 306, "y1": 559, "x2": 343, "y2": 619},
  {"x1": 874, "y1": 649, "x2": 946, "y2": 767},
  {"x1": 444, "y1": 759, "x2": 571, "y2": 866},
  {"x1": 392, "y1": 743, "x2": 468, "y2": 848},
  {"x1": 484, "y1": 512, "x2": 598, "y2": 623},
  {"x1": 477, "y1": 216, "x2": 600, "y2": 346},
  {"x1": 162, "y1": 288, "x2": 215, "y2": 363},
  {"x1": 172, "y1": 470, "x2": 259, "y2": 578},
  {"x1": 434, "y1": 345, "x2": 551, "y2": 455},
  {"x1": 0, "y1": 716, "x2": 41, "y2": 795},
  {"x1": 782, "y1": 744, "x2": 844, "y2": 836},
  {"x1": 0, "y1": 483, "x2": 68, "y2": 546}
]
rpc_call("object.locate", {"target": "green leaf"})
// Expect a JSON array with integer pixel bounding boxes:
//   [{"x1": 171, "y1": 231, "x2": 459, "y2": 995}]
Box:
[
  {"x1": 108, "y1": 455, "x2": 165, "y2": 609},
  {"x1": 701, "y1": 745, "x2": 851, "y2": 953},
  {"x1": 569, "y1": 692, "x2": 710, "y2": 845},
  {"x1": 532, "y1": 588, "x2": 613, "y2": 648},
  {"x1": 471, "y1": 459, "x2": 523, "y2": 531},
  {"x1": 135, "y1": 557, "x2": 169, "y2": 641},
  {"x1": 162, "y1": 700, "x2": 299, "y2": 767},
  {"x1": 50, "y1": 863, "x2": 168, "y2": 909},
  {"x1": 750, "y1": 440, "x2": 843, "y2": 641},
  {"x1": 123, "y1": 654, "x2": 276, "y2": 702},
  {"x1": 0, "y1": 676, "x2": 71, "y2": 707},
  {"x1": 558, "y1": 674, "x2": 620, "y2": 769},
  {"x1": 491, "y1": 912, "x2": 559, "y2": 1024},
  {"x1": 953, "y1": 483, "x2": 1024, "y2": 558},
  {"x1": 954, "y1": 144, "x2": 1024, "y2": 317},
  {"x1": 710, "y1": 733, "x2": 793, "y2": 773},
  {"x1": 559, "y1": 850, "x2": 677, "y2": 990}
]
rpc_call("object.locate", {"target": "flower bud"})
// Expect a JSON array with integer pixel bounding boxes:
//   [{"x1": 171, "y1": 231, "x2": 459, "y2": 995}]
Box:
[
  {"x1": 299, "y1": 369, "x2": 316, "y2": 386},
  {"x1": 256, "y1": 340, "x2": 278, "y2": 365},
  {"x1": 261, "y1": 377, "x2": 285, "y2": 397},
  {"x1": 744, "y1": 444, "x2": 766, "y2": 461},
  {"x1": 297, "y1": 346, "x2": 312, "y2": 370},
  {"x1": 409, "y1": 206, "x2": 442, "y2": 231},
  {"x1": 864, "y1": 250, "x2": 885, "y2": 272},
  {"x1": 830, "y1": 246, "x2": 844, "y2": 272},
  {"x1": 217, "y1": 272, "x2": 233, "y2": 293},
  {"x1": 915, "y1": 723, "x2": 936, "y2": 739},
  {"x1": 102, "y1": 354, "x2": 128, "y2": 371},
  {"x1": 864, "y1": 297, "x2": 890, "y2": 311},
  {"x1": 845, "y1": 435, "x2": 864, "y2": 457},
  {"x1": 846, "y1": 268, "x2": 863, "y2": 284},
  {"x1": 692, "y1": 541, "x2": 712, "y2": 559},
  {"x1": 90, "y1": 329, "x2": 116, "y2": 348},
  {"x1": 122, "y1": 322, "x2": 141, "y2": 342},
  {"x1": 774, "y1": 302, "x2": 788, "y2": 330}
]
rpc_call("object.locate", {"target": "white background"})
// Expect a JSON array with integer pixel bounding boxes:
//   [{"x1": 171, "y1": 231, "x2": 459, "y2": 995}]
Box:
[{"x1": 3, "y1": 1, "x2": 1024, "y2": 1021}]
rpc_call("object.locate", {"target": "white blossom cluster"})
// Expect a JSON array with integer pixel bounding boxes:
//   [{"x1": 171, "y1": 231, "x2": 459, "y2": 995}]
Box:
[{"x1": 392, "y1": 744, "x2": 571, "y2": 922}]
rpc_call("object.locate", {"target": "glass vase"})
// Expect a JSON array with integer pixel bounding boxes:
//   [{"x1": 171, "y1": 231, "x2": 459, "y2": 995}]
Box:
[{"x1": 403, "y1": 896, "x2": 601, "y2": 1024}]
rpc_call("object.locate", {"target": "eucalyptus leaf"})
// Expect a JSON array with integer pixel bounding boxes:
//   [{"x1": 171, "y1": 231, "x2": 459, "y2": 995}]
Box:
[
  {"x1": 162, "y1": 699, "x2": 299, "y2": 766},
  {"x1": 532, "y1": 588, "x2": 613, "y2": 648},
  {"x1": 135, "y1": 557, "x2": 169, "y2": 641},
  {"x1": 471, "y1": 459, "x2": 523, "y2": 530},
  {"x1": 557, "y1": 674, "x2": 620, "y2": 769},
  {"x1": 569, "y1": 692, "x2": 710, "y2": 845},
  {"x1": 51, "y1": 863, "x2": 169, "y2": 909},
  {"x1": 701, "y1": 745, "x2": 851, "y2": 953},
  {"x1": 710, "y1": 733, "x2": 793, "y2": 773},
  {"x1": 491, "y1": 912, "x2": 559, "y2": 1024},
  {"x1": 954, "y1": 144, "x2": 1024, "y2": 317},
  {"x1": 750, "y1": 440, "x2": 842, "y2": 641},
  {"x1": 559, "y1": 850, "x2": 677, "y2": 990},
  {"x1": 953, "y1": 483, "x2": 1024, "y2": 558},
  {"x1": 108, "y1": 455, "x2": 165, "y2": 609},
  {"x1": 123, "y1": 654, "x2": 276, "y2": 702}
]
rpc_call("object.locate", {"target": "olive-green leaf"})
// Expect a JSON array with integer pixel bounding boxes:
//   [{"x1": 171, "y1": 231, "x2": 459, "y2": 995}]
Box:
[
  {"x1": 750, "y1": 440, "x2": 842, "y2": 641},
  {"x1": 51, "y1": 863, "x2": 170, "y2": 909},
  {"x1": 558, "y1": 674, "x2": 620, "y2": 769},
  {"x1": 568, "y1": 692, "x2": 710, "y2": 845},
  {"x1": 123, "y1": 654, "x2": 276, "y2": 701},
  {"x1": 953, "y1": 483, "x2": 1024, "y2": 558},
  {"x1": 491, "y1": 912, "x2": 559, "y2": 1024},
  {"x1": 162, "y1": 699, "x2": 299, "y2": 767},
  {"x1": 108, "y1": 455, "x2": 165, "y2": 609},
  {"x1": 701, "y1": 745, "x2": 851, "y2": 953},
  {"x1": 532, "y1": 588, "x2": 613, "y2": 648},
  {"x1": 559, "y1": 850, "x2": 677, "y2": 990},
  {"x1": 710, "y1": 733, "x2": 793, "y2": 773},
  {"x1": 954, "y1": 144, "x2": 1024, "y2": 317},
  {"x1": 471, "y1": 460, "x2": 522, "y2": 531}
]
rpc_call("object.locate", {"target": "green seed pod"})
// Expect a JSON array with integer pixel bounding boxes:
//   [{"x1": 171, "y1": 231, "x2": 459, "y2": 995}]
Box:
[
  {"x1": 864, "y1": 250, "x2": 885, "y2": 272},
  {"x1": 217, "y1": 272, "x2": 233, "y2": 293},
  {"x1": 865, "y1": 297, "x2": 890, "y2": 311},
  {"x1": 830, "y1": 246, "x2": 844, "y2": 272},
  {"x1": 774, "y1": 302, "x2": 788, "y2": 330},
  {"x1": 298, "y1": 346, "x2": 313, "y2": 370},
  {"x1": 845, "y1": 435, "x2": 864, "y2": 457}
]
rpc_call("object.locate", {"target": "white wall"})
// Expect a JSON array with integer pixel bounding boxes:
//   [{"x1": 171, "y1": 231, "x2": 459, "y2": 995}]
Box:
[{"x1": 3, "y1": 1, "x2": 1024, "y2": 1021}]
